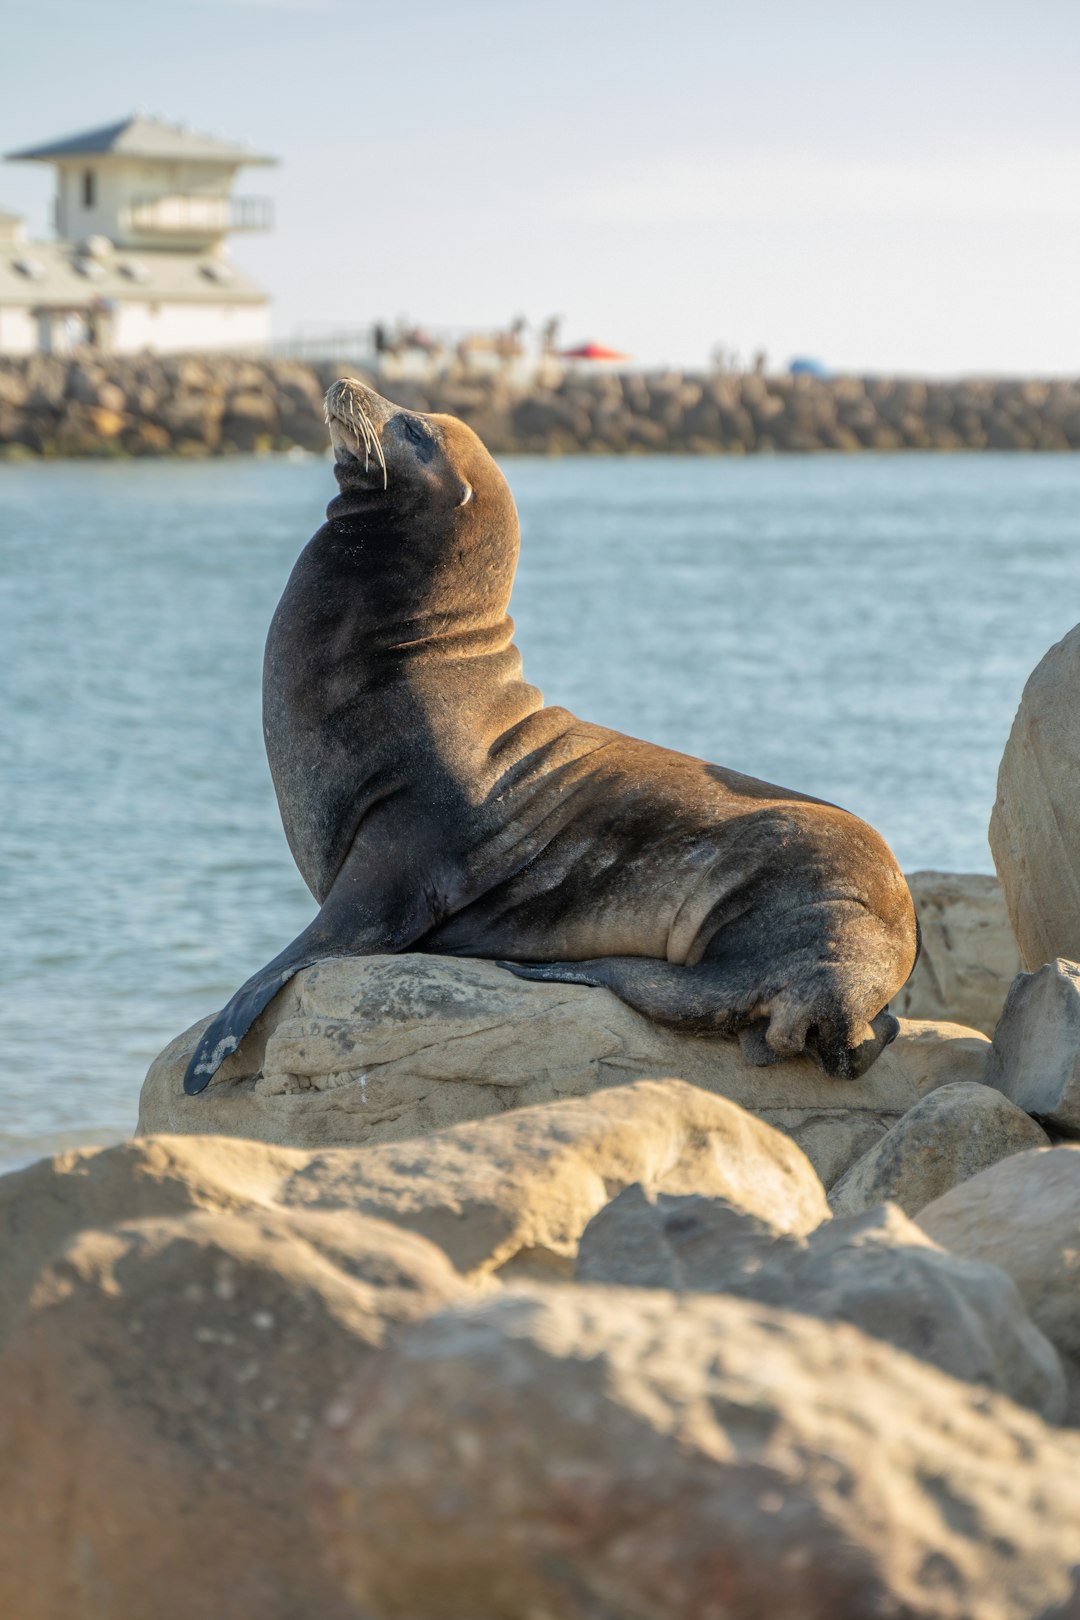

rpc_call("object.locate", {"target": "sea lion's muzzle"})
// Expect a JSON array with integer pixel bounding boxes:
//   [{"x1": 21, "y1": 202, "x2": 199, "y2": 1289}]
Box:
[{"x1": 325, "y1": 378, "x2": 393, "y2": 486}]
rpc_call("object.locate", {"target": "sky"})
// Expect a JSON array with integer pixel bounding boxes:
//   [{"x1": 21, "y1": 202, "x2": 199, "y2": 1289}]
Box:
[{"x1": 1, "y1": 0, "x2": 1078, "y2": 374}]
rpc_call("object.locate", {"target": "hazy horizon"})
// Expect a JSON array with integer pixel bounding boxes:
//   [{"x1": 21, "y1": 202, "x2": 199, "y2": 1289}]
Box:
[{"x1": 2, "y1": 0, "x2": 1078, "y2": 375}]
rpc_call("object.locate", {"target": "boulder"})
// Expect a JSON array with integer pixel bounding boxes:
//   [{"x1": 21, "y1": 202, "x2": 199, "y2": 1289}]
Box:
[
  {"x1": 990, "y1": 625, "x2": 1080, "y2": 971},
  {"x1": 295, "y1": 1078, "x2": 828, "y2": 1281},
  {"x1": 313, "y1": 1286, "x2": 1080, "y2": 1620},
  {"x1": 65, "y1": 360, "x2": 106, "y2": 405},
  {"x1": 0, "y1": 1083, "x2": 826, "y2": 1327},
  {"x1": 0, "y1": 1209, "x2": 466, "y2": 1620},
  {"x1": 577, "y1": 1189, "x2": 1064, "y2": 1417},
  {"x1": 984, "y1": 959, "x2": 1080, "y2": 1132},
  {"x1": 918, "y1": 1145, "x2": 1080, "y2": 1367},
  {"x1": 0, "y1": 367, "x2": 29, "y2": 409},
  {"x1": 577, "y1": 1182, "x2": 786, "y2": 1288},
  {"x1": 86, "y1": 404, "x2": 125, "y2": 439},
  {"x1": 141, "y1": 954, "x2": 918, "y2": 1186},
  {"x1": 828, "y1": 1082, "x2": 1049, "y2": 1217},
  {"x1": 889, "y1": 1017, "x2": 991, "y2": 1096},
  {"x1": 124, "y1": 420, "x2": 171, "y2": 455},
  {"x1": 220, "y1": 388, "x2": 278, "y2": 450},
  {"x1": 0, "y1": 1132, "x2": 296, "y2": 1354},
  {"x1": 510, "y1": 391, "x2": 589, "y2": 440},
  {"x1": 896, "y1": 871, "x2": 1021, "y2": 1034},
  {"x1": 159, "y1": 390, "x2": 224, "y2": 445},
  {"x1": 1041, "y1": 1572, "x2": 1080, "y2": 1620},
  {"x1": 95, "y1": 381, "x2": 128, "y2": 415}
]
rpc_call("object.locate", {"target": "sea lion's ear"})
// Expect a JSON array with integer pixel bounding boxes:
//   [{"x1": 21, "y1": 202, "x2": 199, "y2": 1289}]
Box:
[{"x1": 457, "y1": 483, "x2": 474, "y2": 507}]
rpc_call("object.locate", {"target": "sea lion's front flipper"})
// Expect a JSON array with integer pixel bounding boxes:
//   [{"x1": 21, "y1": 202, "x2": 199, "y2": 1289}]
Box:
[
  {"x1": 183, "y1": 956, "x2": 307, "y2": 1095},
  {"x1": 184, "y1": 845, "x2": 455, "y2": 1096}
]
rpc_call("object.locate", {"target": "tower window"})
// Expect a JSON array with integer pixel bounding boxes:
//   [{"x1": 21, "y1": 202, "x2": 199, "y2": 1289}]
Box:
[{"x1": 82, "y1": 170, "x2": 95, "y2": 208}]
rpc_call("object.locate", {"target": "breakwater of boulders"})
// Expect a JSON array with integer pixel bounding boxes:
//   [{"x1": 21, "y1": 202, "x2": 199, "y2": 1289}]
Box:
[{"x1": 2, "y1": 352, "x2": 1080, "y2": 458}]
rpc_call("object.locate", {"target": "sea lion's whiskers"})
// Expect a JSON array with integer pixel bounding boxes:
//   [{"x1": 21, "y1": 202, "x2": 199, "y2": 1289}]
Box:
[
  {"x1": 349, "y1": 398, "x2": 387, "y2": 488},
  {"x1": 326, "y1": 390, "x2": 388, "y2": 487},
  {"x1": 353, "y1": 396, "x2": 384, "y2": 487},
  {"x1": 343, "y1": 396, "x2": 369, "y2": 465}
]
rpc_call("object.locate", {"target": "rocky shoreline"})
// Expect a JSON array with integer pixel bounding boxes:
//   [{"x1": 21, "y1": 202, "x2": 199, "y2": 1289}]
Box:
[
  {"x1": 4, "y1": 822, "x2": 1080, "y2": 1614},
  {"x1": 2, "y1": 352, "x2": 1080, "y2": 458},
  {"x1": 7, "y1": 594, "x2": 1080, "y2": 1611}
]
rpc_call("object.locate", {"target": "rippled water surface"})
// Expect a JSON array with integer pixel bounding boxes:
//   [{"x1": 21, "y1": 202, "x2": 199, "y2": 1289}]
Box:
[{"x1": 3, "y1": 450, "x2": 1079, "y2": 1167}]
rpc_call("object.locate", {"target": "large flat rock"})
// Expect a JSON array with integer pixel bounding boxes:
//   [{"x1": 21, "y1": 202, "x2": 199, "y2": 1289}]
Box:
[
  {"x1": 313, "y1": 1285, "x2": 1080, "y2": 1620},
  {"x1": 141, "y1": 954, "x2": 918, "y2": 1186}
]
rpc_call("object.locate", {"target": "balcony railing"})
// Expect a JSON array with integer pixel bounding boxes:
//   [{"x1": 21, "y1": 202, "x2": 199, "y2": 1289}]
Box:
[{"x1": 122, "y1": 194, "x2": 274, "y2": 237}]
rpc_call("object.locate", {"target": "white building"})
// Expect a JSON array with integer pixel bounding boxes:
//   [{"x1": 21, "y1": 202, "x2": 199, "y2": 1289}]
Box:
[{"x1": 0, "y1": 114, "x2": 276, "y2": 355}]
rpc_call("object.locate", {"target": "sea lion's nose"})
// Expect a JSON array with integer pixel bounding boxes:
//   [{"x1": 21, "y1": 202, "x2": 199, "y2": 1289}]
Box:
[{"x1": 325, "y1": 377, "x2": 392, "y2": 429}]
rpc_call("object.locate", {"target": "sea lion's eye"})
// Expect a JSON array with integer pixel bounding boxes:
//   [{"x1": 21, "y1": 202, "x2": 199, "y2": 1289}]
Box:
[{"x1": 399, "y1": 414, "x2": 437, "y2": 463}]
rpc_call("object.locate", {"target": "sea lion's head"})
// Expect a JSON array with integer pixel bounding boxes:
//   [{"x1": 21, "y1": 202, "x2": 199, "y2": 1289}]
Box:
[
  {"x1": 321, "y1": 377, "x2": 520, "y2": 625},
  {"x1": 324, "y1": 377, "x2": 508, "y2": 520}
]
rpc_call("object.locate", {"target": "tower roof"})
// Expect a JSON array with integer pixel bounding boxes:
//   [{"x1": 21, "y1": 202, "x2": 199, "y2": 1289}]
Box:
[
  {"x1": 0, "y1": 241, "x2": 269, "y2": 308},
  {"x1": 4, "y1": 114, "x2": 277, "y2": 166}
]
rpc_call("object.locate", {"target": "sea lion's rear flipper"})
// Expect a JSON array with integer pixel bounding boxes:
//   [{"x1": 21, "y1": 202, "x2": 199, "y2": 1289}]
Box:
[
  {"x1": 184, "y1": 844, "x2": 453, "y2": 1096},
  {"x1": 498, "y1": 956, "x2": 747, "y2": 1038},
  {"x1": 499, "y1": 956, "x2": 899, "y2": 1080}
]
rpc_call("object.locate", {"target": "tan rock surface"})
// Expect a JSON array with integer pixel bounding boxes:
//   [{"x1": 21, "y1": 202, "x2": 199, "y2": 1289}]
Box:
[
  {"x1": 890, "y1": 1017, "x2": 991, "y2": 1095},
  {"x1": 0, "y1": 1083, "x2": 827, "y2": 1343},
  {"x1": 0, "y1": 1133, "x2": 302, "y2": 1354},
  {"x1": 990, "y1": 625, "x2": 1080, "y2": 972},
  {"x1": 141, "y1": 954, "x2": 918, "y2": 1186},
  {"x1": 1041, "y1": 1573, "x2": 1080, "y2": 1620},
  {"x1": 918, "y1": 1145, "x2": 1080, "y2": 1367},
  {"x1": 577, "y1": 1189, "x2": 1064, "y2": 1416},
  {"x1": 0, "y1": 1133, "x2": 286, "y2": 1353},
  {"x1": 277, "y1": 1077, "x2": 830, "y2": 1280},
  {"x1": 1043, "y1": 1599, "x2": 1080, "y2": 1619},
  {"x1": 313, "y1": 1286, "x2": 1080, "y2": 1620},
  {"x1": 828, "y1": 1082, "x2": 1049, "y2": 1218},
  {"x1": 0, "y1": 1209, "x2": 466, "y2": 1620},
  {"x1": 896, "y1": 870, "x2": 1021, "y2": 1034}
]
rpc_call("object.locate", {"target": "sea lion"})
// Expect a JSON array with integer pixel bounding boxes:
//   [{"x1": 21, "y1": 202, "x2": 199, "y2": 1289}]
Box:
[{"x1": 184, "y1": 378, "x2": 917, "y2": 1095}]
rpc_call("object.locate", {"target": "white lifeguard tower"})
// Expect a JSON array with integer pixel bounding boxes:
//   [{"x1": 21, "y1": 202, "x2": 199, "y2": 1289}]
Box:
[{"x1": 0, "y1": 114, "x2": 276, "y2": 355}]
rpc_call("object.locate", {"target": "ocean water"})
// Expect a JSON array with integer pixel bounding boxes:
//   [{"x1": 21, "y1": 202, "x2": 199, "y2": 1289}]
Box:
[{"x1": 2, "y1": 450, "x2": 1079, "y2": 1170}]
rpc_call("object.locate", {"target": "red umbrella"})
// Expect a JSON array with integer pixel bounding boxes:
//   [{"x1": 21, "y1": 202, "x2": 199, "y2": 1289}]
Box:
[{"x1": 557, "y1": 342, "x2": 631, "y2": 361}]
